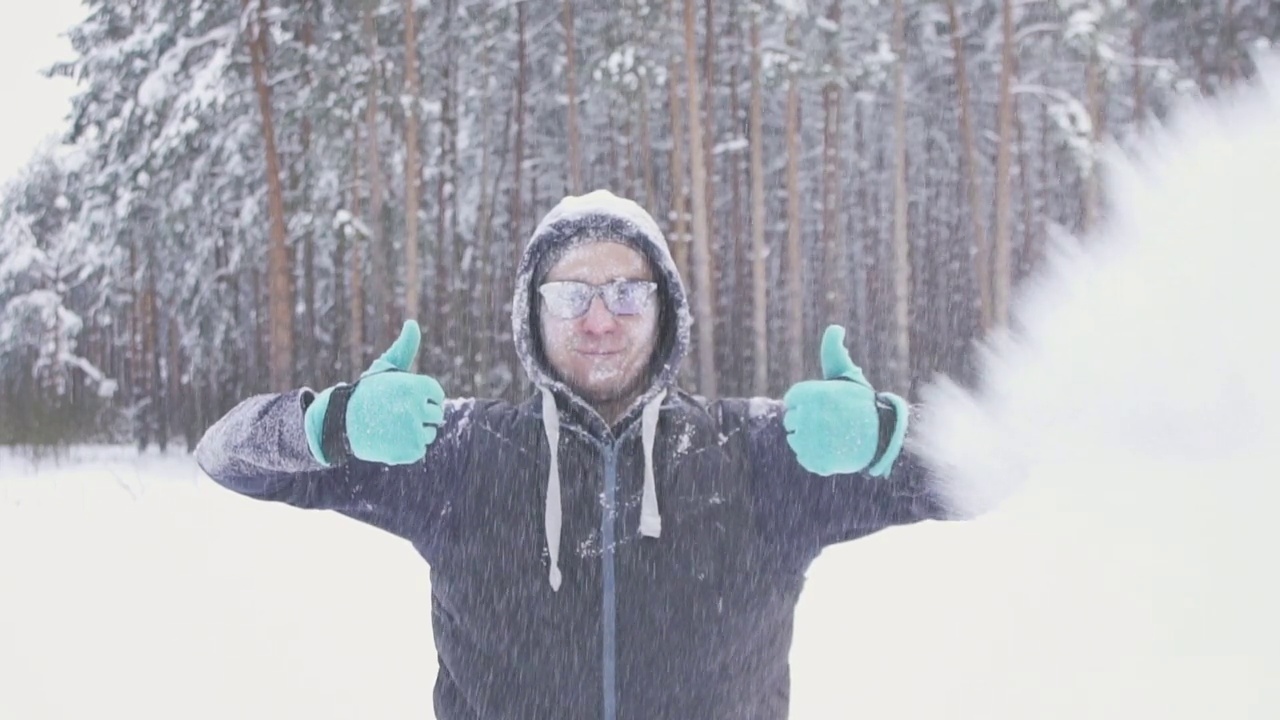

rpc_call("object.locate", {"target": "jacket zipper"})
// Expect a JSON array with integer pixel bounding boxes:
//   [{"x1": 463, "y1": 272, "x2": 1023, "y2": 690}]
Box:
[{"x1": 601, "y1": 442, "x2": 619, "y2": 720}]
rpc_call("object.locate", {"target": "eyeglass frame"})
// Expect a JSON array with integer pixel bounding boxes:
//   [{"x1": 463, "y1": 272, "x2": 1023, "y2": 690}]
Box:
[{"x1": 537, "y1": 278, "x2": 659, "y2": 320}]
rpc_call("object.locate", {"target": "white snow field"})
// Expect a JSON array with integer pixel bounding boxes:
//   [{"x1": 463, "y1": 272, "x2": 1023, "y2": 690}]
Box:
[{"x1": 6, "y1": 57, "x2": 1280, "y2": 720}]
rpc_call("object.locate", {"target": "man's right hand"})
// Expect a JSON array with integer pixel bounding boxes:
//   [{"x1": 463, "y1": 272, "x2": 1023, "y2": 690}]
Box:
[{"x1": 304, "y1": 320, "x2": 446, "y2": 466}]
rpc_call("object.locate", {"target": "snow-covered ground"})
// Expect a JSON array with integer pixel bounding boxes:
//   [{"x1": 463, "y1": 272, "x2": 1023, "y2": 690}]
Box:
[
  {"x1": 6, "y1": 52, "x2": 1280, "y2": 720},
  {"x1": 0, "y1": 446, "x2": 437, "y2": 719},
  {"x1": 1, "y1": 437, "x2": 1272, "y2": 719}
]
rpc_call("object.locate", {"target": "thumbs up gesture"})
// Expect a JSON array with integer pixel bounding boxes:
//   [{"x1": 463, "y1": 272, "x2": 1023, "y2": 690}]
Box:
[
  {"x1": 781, "y1": 325, "x2": 908, "y2": 477},
  {"x1": 304, "y1": 320, "x2": 447, "y2": 466}
]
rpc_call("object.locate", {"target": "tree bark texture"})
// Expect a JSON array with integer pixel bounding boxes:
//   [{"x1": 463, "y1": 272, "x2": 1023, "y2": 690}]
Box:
[
  {"x1": 245, "y1": 0, "x2": 293, "y2": 390},
  {"x1": 682, "y1": 0, "x2": 717, "y2": 397}
]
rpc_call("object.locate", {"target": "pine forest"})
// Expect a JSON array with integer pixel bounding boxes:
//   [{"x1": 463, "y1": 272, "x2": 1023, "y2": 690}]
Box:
[{"x1": 1, "y1": 0, "x2": 1274, "y2": 448}]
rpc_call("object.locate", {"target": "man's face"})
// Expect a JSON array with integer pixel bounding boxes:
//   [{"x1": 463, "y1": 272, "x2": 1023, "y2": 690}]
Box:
[{"x1": 539, "y1": 241, "x2": 659, "y2": 406}]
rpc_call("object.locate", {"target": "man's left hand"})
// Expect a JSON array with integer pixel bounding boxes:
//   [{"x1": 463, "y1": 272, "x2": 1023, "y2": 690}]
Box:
[{"x1": 782, "y1": 325, "x2": 908, "y2": 477}]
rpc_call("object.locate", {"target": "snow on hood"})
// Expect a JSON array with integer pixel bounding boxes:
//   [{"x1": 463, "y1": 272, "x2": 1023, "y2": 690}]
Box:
[{"x1": 511, "y1": 190, "x2": 693, "y2": 427}]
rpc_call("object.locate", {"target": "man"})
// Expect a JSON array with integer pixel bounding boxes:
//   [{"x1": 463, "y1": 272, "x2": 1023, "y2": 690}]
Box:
[{"x1": 196, "y1": 190, "x2": 959, "y2": 720}]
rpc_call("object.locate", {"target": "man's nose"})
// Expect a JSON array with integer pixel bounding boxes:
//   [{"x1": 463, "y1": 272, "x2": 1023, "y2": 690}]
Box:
[{"x1": 578, "y1": 296, "x2": 618, "y2": 333}]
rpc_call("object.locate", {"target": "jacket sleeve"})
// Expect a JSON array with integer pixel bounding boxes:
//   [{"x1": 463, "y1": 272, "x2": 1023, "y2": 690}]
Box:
[
  {"x1": 194, "y1": 388, "x2": 473, "y2": 545},
  {"x1": 728, "y1": 397, "x2": 952, "y2": 553}
]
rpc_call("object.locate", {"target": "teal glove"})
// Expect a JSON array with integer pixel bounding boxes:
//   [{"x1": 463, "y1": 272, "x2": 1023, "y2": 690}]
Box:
[
  {"x1": 303, "y1": 320, "x2": 446, "y2": 466},
  {"x1": 782, "y1": 324, "x2": 909, "y2": 477}
]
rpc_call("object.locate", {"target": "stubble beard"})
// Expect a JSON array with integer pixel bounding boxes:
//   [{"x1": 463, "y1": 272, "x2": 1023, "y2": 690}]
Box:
[{"x1": 571, "y1": 361, "x2": 651, "y2": 422}]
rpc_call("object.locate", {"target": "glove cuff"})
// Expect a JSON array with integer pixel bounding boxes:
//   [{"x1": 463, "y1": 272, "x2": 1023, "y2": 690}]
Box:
[
  {"x1": 304, "y1": 383, "x2": 356, "y2": 466},
  {"x1": 866, "y1": 392, "x2": 909, "y2": 477}
]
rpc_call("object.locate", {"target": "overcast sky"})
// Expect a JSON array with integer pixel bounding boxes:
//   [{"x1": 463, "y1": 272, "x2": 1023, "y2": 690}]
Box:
[{"x1": 0, "y1": 1, "x2": 87, "y2": 186}]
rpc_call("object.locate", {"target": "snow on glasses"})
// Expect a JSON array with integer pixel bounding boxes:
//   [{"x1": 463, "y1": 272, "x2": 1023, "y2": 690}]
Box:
[{"x1": 538, "y1": 279, "x2": 658, "y2": 320}]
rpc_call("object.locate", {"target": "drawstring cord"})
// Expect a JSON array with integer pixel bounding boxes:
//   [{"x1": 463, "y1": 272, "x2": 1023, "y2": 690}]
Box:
[
  {"x1": 539, "y1": 389, "x2": 667, "y2": 589},
  {"x1": 541, "y1": 388, "x2": 564, "y2": 591},
  {"x1": 639, "y1": 390, "x2": 666, "y2": 538}
]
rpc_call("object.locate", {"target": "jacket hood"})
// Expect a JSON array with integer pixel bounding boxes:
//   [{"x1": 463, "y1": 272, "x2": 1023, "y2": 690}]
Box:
[{"x1": 511, "y1": 190, "x2": 693, "y2": 429}]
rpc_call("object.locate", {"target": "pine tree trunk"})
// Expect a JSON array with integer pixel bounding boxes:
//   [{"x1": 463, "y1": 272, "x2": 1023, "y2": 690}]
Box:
[
  {"x1": 363, "y1": 0, "x2": 388, "y2": 350},
  {"x1": 821, "y1": 0, "x2": 845, "y2": 327},
  {"x1": 1035, "y1": 97, "x2": 1050, "y2": 276},
  {"x1": 992, "y1": 0, "x2": 1016, "y2": 327},
  {"x1": 434, "y1": 1, "x2": 453, "y2": 375},
  {"x1": 332, "y1": 199, "x2": 347, "y2": 379},
  {"x1": 126, "y1": 238, "x2": 138, "y2": 440},
  {"x1": 700, "y1": 0, "x2": 718, "y2": 331},
  {"x1": 852, "y1": 100, "x2": 871, "y2": 366},
  {"x1": 218, "y1": 233, "x2": 240, "y2": 409},
  {"x1": 638, "y1": 72, "x2": 656, "y2": 210},
  {"x1": 889, "y1": 0, "x2": 911, "y2": 389},
  {"x1": 666, "y1": 5, "x2": 690, "y2": 288},
  {"x1": 1083, "y1": 47, "x2": 1103, "y2": 232},
  {"x1": 145, "y1": 261, "x2": 160, "y2": 448},
  {"x1": 620, "y1": 102, "x2": 634, "y2": 200},
  {"x1": 608, "y1": 103, "x2": 622, "y2": 189},
  {"x1": 682, "y1": 0, "x2": 717, "y2": 397},
  {"x1": 299, "y1": 1, "x2": 316, "y2": 379},
  {"x1": 164, "y1": 311, "x2": 181, "y2": 450},
  {"x1": 474, "y1": 31, "x2": 496, "y2": 393},
  {"x1": 748, "y1": 16, "x2": 768, "y2": 395},
  {"x1": 133, "y1": 245, "x2": 148, "y2": 448},
  {"x1": 563, "y1": 0, "x2": 582, "y2": 194},
  {"x1": 727, "y1": 0, "x2": 746, "y2": 393},
  {"x1": 349, "y1": 125, "x2": 366, "y2": 374},
  {"x1": 1016, "y1": 90, "x2": 1034, "y2": 281},
  {"x1": 403, "y1": 0, "x2": 422, "y2": 345},
  {"x1": 784, "y1": 17, "x2": 804, "y2": 382},
  {"x1": 446, "y1": 8, "x2": 462, "y2": 383},
  {"x1": 245, "y1": 0, "x2": 293, "y2": 390},
  {"x1": 512, "y1": 0, "x2": 527, "y2": 251},
  {"x1": 945, "y1": 0, "x2": 992, "y2": 331},
  {"x1": 435, "y1": 0, "x2": 462, "y2": 384}
]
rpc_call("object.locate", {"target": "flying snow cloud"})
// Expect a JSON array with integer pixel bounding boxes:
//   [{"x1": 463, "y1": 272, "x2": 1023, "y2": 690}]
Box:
[
  {"x1": 919, "y1": 56, "x2": 1280, "y2": 521},
  {"x1": 884, "y1": 51, "x2": 1280, "y2": 717}
]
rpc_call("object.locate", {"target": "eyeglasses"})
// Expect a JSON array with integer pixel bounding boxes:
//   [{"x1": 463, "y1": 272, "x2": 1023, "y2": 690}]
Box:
[{"x1": 538, "y1": 279, "x2": 658, "y2": 320}]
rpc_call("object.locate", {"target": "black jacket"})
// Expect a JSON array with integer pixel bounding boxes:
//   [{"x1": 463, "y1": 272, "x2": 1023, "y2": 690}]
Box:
[{"x1": 195, "y1": 191, "x2": 953, "y2": 719}]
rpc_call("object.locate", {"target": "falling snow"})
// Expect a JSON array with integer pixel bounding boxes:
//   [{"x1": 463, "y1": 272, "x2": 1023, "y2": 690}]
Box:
[{"x1": 7, "y1": 48, "x2": 1280, "y2": 720}]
